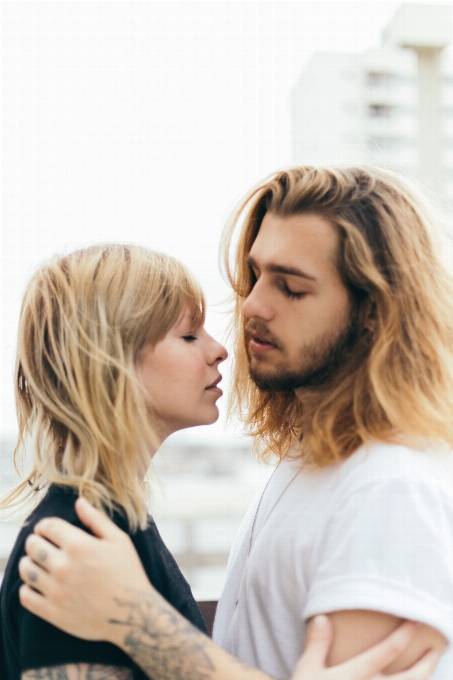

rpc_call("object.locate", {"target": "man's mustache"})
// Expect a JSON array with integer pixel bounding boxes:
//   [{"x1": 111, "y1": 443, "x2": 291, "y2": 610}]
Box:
[{"x1": 245, "y1": 320, "x2": 282, "y2": 350}]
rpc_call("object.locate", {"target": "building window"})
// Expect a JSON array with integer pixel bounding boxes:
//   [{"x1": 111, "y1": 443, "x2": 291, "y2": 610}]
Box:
[
  {"x1": 368, "y1": 104, "x2": 394, "y2": 119},
  {"x1": 342, "y1": 70, "x2": 355, "y2": 82},
  {"x1": 342, "y1": 102, "x2": 356, "y2": 114},
  {"x1": 367, "y1": 72, "x2": 394, "y2": 88}
]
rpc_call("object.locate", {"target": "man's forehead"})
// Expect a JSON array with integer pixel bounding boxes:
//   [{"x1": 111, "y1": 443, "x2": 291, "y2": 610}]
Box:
[
  {"x1": 246, "y1": 254, "x2": 318, "y2": 283},
  {"x1": 248, "y1": 212, "x2": 339, "y2": 276}
]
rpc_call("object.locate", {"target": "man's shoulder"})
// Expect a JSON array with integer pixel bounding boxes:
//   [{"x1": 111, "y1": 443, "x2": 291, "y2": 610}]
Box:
[{"x1": 336, "y1": 439, "x2": 453, "y2": 498}]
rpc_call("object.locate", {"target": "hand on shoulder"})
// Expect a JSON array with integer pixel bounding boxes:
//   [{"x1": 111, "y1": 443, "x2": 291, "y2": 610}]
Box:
[
  {"x1": 19, "y1": 497, "x2": 151, "y2": 646},
  {"x1": 19, "y1": 499, "x2": 442, "y2": 680}
]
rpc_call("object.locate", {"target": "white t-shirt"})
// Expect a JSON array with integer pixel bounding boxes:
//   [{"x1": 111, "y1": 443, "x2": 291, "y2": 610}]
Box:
[{"x1": 213, "y1": 442, "x2": 453, "y2": 680}]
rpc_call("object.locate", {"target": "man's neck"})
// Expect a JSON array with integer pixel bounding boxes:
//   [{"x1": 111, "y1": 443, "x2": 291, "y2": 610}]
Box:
[{"x1": 293, "y1": 387, "x2": 326, "y2": 436}]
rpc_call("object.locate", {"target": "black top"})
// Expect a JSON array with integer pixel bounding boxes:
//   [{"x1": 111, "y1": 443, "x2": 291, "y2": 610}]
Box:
[{"x1": 0, "y1": 485, "x2": 207, "y2": 679}]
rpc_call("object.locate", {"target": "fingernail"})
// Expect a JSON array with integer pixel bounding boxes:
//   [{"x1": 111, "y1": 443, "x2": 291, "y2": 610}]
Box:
[
  {"x1": 313, "y1": 615, "x2": 328, "y2": 629},
  {"x1": 35, "y1": 519, "x2": 48, "y2": 531}
]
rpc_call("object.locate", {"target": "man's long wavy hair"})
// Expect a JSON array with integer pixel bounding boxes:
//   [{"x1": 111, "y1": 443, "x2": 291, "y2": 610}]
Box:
[
  {"x1": 222, "y1": 166, "x2": 453, "y2": 465},
  {"x1": 0, "y1": 244, "x2": 205, "y2": 530}
]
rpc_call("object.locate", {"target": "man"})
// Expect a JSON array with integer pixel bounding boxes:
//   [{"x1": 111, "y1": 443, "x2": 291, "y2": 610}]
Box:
[
  {"x1": 212, "y1": 166, "x2": 453, "y2": 677},
  {"x1": 19, "y1": 166, "x2": 453, "y2": 679}
]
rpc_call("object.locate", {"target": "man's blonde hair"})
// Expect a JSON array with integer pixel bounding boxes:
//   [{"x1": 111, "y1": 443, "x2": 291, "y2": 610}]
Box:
[
  {"x1": 222, "y1": 166, "x2": 453, "y2": 465},
  {"x1": 1, "y1": 244, "x2": 205, "y2": 530}
]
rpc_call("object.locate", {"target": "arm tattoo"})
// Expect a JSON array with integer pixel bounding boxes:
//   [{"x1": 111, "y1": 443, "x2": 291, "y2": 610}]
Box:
[
  {"x1": 22, "y1": 664, "x2": 133, "y2": 680},
  {"x1": 110, "y1": 595, "x2": 215, "y2": 680},
  {"x1": 109, "y1": 593, "x2": 269, "y2": 680}
]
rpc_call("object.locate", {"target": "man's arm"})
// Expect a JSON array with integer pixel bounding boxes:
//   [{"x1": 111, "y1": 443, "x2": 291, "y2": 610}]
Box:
[
  {"x1": 18, "y1": 498, "x2": 442, "y2": 680},
  {"x1": 307, "y1": 609, "x2": 447, "y2": 674},
  {"x1": 22, "y1": 664, "x2": 132, "y2": 680}
]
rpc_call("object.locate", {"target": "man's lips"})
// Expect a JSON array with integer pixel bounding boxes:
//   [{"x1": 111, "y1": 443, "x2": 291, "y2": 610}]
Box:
[{"x1": 248, "y1": 332, "x2": 277, "y2": 354}]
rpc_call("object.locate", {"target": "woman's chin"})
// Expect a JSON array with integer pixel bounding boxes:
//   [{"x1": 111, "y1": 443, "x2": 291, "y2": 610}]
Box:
[
  {"x1": 197, "y1": 407, "x2": 221, "y2": 427},
  {"x1": 172, "y1": 410, "x2": 221, "y2": 434}
]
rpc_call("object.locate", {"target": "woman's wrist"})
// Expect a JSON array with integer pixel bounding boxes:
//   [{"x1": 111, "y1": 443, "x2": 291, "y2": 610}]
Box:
[
  {"x1": 106, "y1": 588, "x2": 218, "y2": 679},
  {"x1": 103, "y1": 586, "x2": 161, "y2": 651}
]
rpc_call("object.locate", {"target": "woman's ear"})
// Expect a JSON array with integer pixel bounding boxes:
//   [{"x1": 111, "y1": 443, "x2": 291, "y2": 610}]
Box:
[{"x1": 362, "y1": 297, "x2": 377, "y2": 334}]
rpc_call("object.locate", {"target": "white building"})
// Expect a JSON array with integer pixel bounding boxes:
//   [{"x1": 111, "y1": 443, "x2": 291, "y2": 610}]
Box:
[{"x1": 292, "y1": 4, "x2": 453, "y2": 210}]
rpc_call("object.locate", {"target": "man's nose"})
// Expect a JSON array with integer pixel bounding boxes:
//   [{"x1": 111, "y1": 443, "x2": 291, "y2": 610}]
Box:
[{"x1": 242, "y1": 280, "x2": 274, "y2": 321}]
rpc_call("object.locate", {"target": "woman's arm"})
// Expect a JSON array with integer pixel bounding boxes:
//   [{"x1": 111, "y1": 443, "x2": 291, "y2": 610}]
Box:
[
  {"x1": 19, "y1": 498, "x2": 441, "y2": 680},
  {"x1": 23, "y1": 665, "x2": 132, "y2": 680},
  {"x1": 309, "y1": 609, "x2": 447, "y2": 673}
]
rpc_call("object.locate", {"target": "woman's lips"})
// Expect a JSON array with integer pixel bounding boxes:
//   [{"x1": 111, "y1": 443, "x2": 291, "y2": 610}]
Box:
[
  {"x1": 205, "y1": 377, "x2": 223, "y2": 395},
  {"x1": 207, "y1": 387, "x2": 223, "y2": 396}
]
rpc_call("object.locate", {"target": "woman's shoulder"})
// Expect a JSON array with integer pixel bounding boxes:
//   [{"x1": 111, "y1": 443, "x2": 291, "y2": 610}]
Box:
[
  {"x1": 4, "y1": 486, "x2": 89, "y2": 583},
  {"x1": 26, "y1": 484, "x2": 81, "y2": 526},
  {"x1": 0, "y1": 487, "x2": 80, "y2": 615}
]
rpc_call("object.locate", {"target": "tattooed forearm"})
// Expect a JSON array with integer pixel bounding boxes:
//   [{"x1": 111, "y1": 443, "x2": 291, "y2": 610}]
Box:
[
  {"x1": 22, "y1": 663, "x2": 133, "y2": 680},
  {"x1": 109, "y1": 593, "x2": 273, "y2": 680},
  {"x1": 110, "y1": 596, "x2": 214, "y2": 680}
]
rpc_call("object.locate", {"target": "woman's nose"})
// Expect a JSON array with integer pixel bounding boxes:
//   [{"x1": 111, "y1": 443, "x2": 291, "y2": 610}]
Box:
[
  {"x1": 207, "y1": 335, "x2": 228, "y2": 364},
  {"x1": 215, "y1": 341, "x2": 228, "y2": 363}
]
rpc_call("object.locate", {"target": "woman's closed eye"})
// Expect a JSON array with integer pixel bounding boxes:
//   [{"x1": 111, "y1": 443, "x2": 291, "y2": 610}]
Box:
[{"x1": 183, "y1": 334, "x2": 198, "y2": 342}]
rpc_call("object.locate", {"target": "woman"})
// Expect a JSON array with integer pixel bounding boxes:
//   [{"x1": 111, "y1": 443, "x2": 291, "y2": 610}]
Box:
[
  {"x1": 0, "y1": 243, "x2": 226, "y2": 679},
  {"x1": 0, "y1": 243, "x2": 438, "y2": 680}
]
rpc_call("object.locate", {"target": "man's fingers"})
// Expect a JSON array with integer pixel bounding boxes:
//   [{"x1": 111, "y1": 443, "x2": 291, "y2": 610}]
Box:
[
  {"x1": 293, "y1": 616, "x2": 333, "y2": 673},
  {"x1": 348, "y1": 621, "x2": 421, "y2": 676},
  {"x1": 74, "y1": 497, "x2": 124, "y2": 540}
]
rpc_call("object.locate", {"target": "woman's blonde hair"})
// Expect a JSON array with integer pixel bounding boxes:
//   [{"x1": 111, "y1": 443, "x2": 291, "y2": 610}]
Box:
[
  {"x1": 1, "y1": 244, "x2": 205, "y2": 530},
  {"x1": 222, "y1": 165, "x2": 453, "y2": 465}
]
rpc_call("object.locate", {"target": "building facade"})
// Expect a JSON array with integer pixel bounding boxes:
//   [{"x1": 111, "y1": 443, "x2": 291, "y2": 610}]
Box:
[{"x1": 292, "y1": 4, "x2": 453, "y2": 212}]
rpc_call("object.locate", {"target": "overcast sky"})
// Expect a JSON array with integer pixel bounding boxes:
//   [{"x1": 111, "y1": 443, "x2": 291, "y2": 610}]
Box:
[{"x1": 2, "y1": 0, "x2": 452, "y2": 444}]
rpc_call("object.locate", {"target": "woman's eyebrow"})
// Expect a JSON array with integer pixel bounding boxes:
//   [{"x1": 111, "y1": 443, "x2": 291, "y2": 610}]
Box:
[{"x1": 246, "y1": 255, "x2": 317, "y2": 282}]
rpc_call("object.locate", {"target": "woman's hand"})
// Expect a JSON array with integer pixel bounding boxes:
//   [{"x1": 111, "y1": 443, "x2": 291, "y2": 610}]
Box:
[
  {"x1": 19, "y1": 498, "x2": 441, "y2": 680},
  {"x1": 19, "y1": 497, "x2": 152, "y2": 647},
  {"x1": 293, "y1": 615, "x2": 441, "y2": 680}
]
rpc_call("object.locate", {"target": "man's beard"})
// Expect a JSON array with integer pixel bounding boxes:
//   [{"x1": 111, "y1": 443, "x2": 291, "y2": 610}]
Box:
[{"x1": 249, "y1": 314, "x2": 362, "y2": 392}]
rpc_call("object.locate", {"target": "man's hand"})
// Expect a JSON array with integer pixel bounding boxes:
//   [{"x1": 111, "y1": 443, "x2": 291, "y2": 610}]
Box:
[{"x1": 19, "y1": 498, "x2": 442, "y2": 680}]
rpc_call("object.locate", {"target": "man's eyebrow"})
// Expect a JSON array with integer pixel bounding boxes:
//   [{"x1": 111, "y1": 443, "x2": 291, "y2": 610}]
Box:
[{"x1": 246, "y1": 255, "x2": 317, "y2": 282}]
